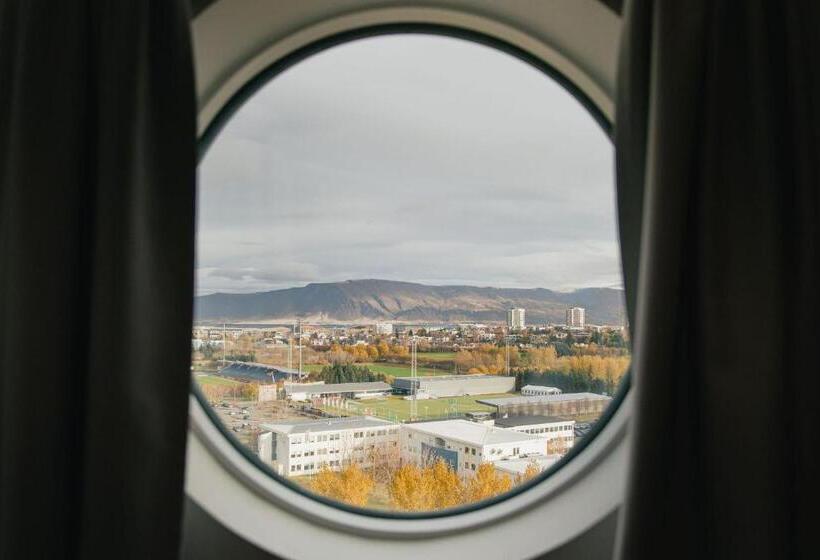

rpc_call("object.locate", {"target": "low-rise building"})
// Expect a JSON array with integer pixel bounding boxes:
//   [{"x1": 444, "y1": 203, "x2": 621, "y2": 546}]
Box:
[
  {"x1": 393, "y1": 374, "x2": 515, "y2": 398},
  {"x1": 219, "y1": 361, "x2": 308, "y2": 383},
  {"x1": 284, "y1": 381, "x2": 393, "y2": 401},
  {"x1": 258, "y1": 416, "x2": 399, "y2": 477},
  {"x1": 373, "y1": 322, "x2": 394, "y2": 335},
  {"x1": 520, "y1": 385, "x2": 562, "y2": 396},
  {"x1": 494, "y1": 415, "x2": 575, "y2": 451},
  {"x1": 492, "y1": 453, "x2": 561, "y2": 478},
  {"x1": 400, "y1": 419, "x2": 547, "y2": 479},
  {"x1": 477, "y1": 392, "x2": 611, "y2": 418}
]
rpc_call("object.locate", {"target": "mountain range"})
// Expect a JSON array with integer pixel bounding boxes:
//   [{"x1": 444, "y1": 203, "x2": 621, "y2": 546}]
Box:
[{"x1": 194, "y1": 279, "x2": 626, "y2": 325}]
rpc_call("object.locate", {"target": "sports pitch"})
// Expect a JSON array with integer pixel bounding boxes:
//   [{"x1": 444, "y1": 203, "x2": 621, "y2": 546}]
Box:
[{"x1": 320, "y1": 393, "x2": 514, "y2": 423}]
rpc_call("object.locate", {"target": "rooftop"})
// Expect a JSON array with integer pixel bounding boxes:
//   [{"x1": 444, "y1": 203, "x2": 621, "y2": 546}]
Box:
[
  {"x1": 284, "y1": 381, "x2": 392, "y2": 396},
  {"x1": 494, "y1": 415, "x2": 574, "y2": 428},
  {"x1": 520, "y1": 385, "x2": 561, "y2": 392},
  {"x1": 403, "y1": 419, "x2": 543, "y2": 446},
  {"x1": 477, "y1": 392, "x2": 612, "y2": 407},
  {"x1": 219, "y1": 361, "x2": 308, "y2": 381},
  {"x1": 394, "y1": 374, "x2": 511, "y2": 383},
  {"x1": 260, "y1": 416, "x2": 396, "y2": 435},
  {"x1": 493, "y1": 453, "x2": 561, "y2": 476}
]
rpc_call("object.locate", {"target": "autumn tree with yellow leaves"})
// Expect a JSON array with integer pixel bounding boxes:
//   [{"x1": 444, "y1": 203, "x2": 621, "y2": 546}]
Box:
[
  {"x1": 389, "y1": 459, "x2": 464, "y2": 511},
  {"x1": 389, "y1": 463, "x2": 434, "y2": 511},
  {"x1": 517, "y1": 462, "x2": 541, "y2": 484},
  {"x1": 389, "y1": 459, "x2": 521, "y2": 511},
  {"x1": 309, "y1": 464, "x2": 375, "y2": 508},
  {"x1": 463, "y1": 463, "x2": 513, "y2": 504}
]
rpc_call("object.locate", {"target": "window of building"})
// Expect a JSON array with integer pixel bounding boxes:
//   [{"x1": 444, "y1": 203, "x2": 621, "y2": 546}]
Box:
[{"x1": 193, "y1": 32, "x2": 627, "y2": 516}]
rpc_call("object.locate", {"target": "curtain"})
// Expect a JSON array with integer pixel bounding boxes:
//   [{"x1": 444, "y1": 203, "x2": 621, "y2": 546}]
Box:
[
  {"x1": 0, "y1": 1, "x2": 196, "y2": 558},
  {"x1": 616, "y1": 1, "x2": 819, "y2": 559}
]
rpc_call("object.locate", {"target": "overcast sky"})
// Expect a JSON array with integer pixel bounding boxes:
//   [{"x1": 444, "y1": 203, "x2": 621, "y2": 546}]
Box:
[{"x1": 197, "y1": 35, "x2": 621, "y2": 296}]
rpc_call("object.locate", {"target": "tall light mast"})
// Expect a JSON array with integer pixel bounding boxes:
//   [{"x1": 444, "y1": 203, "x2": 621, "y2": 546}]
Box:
[
  {"x1": 288, "y1": 323, "x2": 293, "y2": 369},
  {"x1": 410, "y1": 336, "x2": 418, "y2": 421},
  {"x1": 505, "y1": 326, "x2": 510, "y2": 376},
  {"x1": 298, "y1": 320, "x2": 303, "y2": 379}
]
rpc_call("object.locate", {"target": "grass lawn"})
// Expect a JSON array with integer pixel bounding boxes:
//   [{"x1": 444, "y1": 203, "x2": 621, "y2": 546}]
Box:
[
  {"x1": 417, "y1": 351, "x2": 456, "y2": 362},
  {"x1": 194, "y1": 374, "x2": 243, "y2": 387},
  {"x1": 361, "y1": 363, "x2": 447, "y2": 378},
  {"x1": 320, "y1": 393, "x2": 515, "y2": 423}
]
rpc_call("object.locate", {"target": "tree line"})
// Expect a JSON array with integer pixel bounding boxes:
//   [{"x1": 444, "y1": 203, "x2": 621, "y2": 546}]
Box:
[
  {"x1": 308, "y1": 458, "x2": 538, "y2": 510},
  {"x1": 316, "y1": 363, "x2": 388, "y2": 384},
  {"x1": 454, "y1": 344, "x2": 629, "y2": 384}
]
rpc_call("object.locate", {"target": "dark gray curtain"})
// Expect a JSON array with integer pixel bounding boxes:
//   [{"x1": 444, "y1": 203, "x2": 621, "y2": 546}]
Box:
[
  {"x1": 616, "y1": 1, "x2": 819, "y2": 559},
  {"x1": 0, "y1": 1, "x2": 196, "y2": 558}
]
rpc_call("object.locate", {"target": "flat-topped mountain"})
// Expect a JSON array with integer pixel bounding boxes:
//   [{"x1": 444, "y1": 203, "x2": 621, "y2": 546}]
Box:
[{"x1": 195, "y1": 279, "x2": 625, "y2": 325}]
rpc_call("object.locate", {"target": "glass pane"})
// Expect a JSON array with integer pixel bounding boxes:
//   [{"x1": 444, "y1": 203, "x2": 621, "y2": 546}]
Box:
[{"x1": 193, "y1": 34, "x2": 628, "y2": 513}]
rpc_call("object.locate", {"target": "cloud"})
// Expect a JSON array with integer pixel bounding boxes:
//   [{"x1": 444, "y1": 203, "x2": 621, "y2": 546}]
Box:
[{"x1": 197, "y1": 35, "x2": 621, "y2": 295}]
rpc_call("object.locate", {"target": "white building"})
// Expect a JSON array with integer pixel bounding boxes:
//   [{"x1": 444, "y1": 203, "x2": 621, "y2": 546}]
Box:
[
  {"x1": 393, "y1": 374, "x2": 515, "y2": 397},
  {"x1": 400, "y1": 420, "x2": 547, "y2": 479},
  {"x1": 284, "y1": 381, "x2": 392, "y2": 401},
  {"x1": 521, "y1": 385, "x2": 562, "y2": 396},
  {"x1": 566, "y1": 307, "x2": 586, "y2": 328},
  {"x1": 507, "y1": 308, "x2": 526, "y2": 330},
  {"x1": 477, "y1": 392, "x2": 612, "y2": 417},
  {"x1": 258, "y1": 416, "x2": 399, "y2": 477},
  {"x1": 493, "y1": 415, "x2": 575, "y2": 452},
  {"x1": 373, "y1": 322, "x2": 394, "y2": 335},
  {"x1": 492, "y1": 453, "x2": 561, "y2": 478}
]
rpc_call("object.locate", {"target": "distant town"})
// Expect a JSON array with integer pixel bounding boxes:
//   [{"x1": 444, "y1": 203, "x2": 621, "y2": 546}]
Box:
[{"x1": 192, "y1": 306, "x2": 629, "y2": 511}]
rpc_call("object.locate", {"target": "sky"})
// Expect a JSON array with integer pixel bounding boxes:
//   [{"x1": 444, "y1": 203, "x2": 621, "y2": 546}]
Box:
[{"x1": 197, "y1": 35, "x2": 621, "y2": 296}]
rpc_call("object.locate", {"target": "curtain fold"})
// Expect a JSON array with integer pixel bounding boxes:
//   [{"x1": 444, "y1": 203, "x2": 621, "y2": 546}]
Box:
[
  {"x1": 0, "y1": 1, "x2": 196, "y2": 558},
  {"x1": 616, "y1": 1, "x2": 819, "y2": 558}
]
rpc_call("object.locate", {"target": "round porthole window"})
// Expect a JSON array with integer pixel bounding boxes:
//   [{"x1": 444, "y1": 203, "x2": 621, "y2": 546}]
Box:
[{"x1": 192, "y1": 27, "x2": 629, "y2": 518}]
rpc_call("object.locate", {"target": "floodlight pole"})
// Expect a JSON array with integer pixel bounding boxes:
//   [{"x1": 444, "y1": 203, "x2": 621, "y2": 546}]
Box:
[
  {"x1": 410, "y1": 336, "x2": 418, "y2": 421},
  {"x1": 288, "y1": 323, "x2": 293, "y2": 370},
  {"x1": 505, "y1": 326, "x2": 510, "y2": 376}
]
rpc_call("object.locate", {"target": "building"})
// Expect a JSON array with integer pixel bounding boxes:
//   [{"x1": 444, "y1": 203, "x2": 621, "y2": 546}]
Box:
[
  {"x1": 284, "y1": 381, "x2": 393, "y2": 401},
  {"x1": 493, "y1": 415, "x2": 575, "y2": 451},
  {"x1": 492, "y1": 453, "x2": 561, "y2": 478},
  {"x1": 507, "y1": 308, "x2": 526, "y2": 330},
  {"x1": 400, "y1": 420, "x2": 548, "y2": 478},
  {"x1": 521, "y1": 385, "x2": 562, "y2": 396},
  {"x1": 373, "y1": 322, "x2": 394, "y2": 336},
  {"x1": 566, "y1": 307, "x2": 586, "y2": 328},
  {"x1": 257, "y1": 384, "x2": 279, "y2": 402},
  {"x1": 219, "y1": 361, "x2": 308, "y2": 383},
  {"x1": 258, "y1": 416, "x2": 399, "y2": 476},
  {"x1": 392, "y1": 374, "x2": 515, "y2": 398},
  {"x1": 477, "y1": 392, "x2": 611, "y2": 418}
]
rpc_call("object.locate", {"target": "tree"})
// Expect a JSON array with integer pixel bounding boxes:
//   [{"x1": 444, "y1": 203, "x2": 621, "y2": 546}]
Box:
[
  {"x1": 518, "y1": 462, "x2": 541, "y2": 484},
  {"x1": 318, "y1": 363, "x2": 386, "y2": 384},
  {"x1": 547, "y1": 436, "x2": 569, "y2": 456},
  {"x1": 389, "y1": 459, "x2": 464, "y2": 511},
  {"x1": 309, "y1": 464, "x2": 374, "y2": 508},
  {"x1": 389, "y1": 464, "x2": 433, "y2": 511},
  {"x1": 463, "y1": 463, "x2": 512, "y2": 504},
  {"x1": 427, "y1": 459, "x2": 463, "y2": 510}
]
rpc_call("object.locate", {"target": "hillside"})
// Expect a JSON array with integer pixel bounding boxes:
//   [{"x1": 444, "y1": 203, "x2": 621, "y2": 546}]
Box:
[{"x1": 195, "y1": 279, "x2": 626, "y2": 325}]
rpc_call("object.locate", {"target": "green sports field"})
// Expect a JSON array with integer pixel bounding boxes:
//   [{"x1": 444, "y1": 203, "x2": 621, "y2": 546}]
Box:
[
  {"x1": 416, "y1": 351, "x2": 456, "y2": 362},
  {"x1": 319, "y1": 393, "x2": 514, "y2": 423}
]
